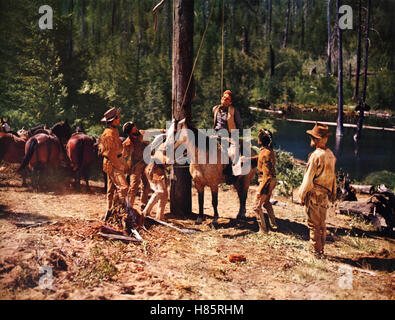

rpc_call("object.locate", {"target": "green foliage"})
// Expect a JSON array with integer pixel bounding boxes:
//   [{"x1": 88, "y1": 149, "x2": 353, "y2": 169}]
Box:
[
  {"x1": 274, "y1": 149, "x2": 305, "y2": 198},
  {"x1": 367, "y1": 69, "x2": 395, "y2": 110},
  {"x1": 0, "y1": 0, "x2": 394, "y2": 135},
  {"x1": 362, "y1": 170, "x2": 395, "y2": 192}
]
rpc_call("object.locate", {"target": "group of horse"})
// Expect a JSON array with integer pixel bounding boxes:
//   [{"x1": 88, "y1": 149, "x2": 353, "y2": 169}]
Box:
[
  {"x1": 0, "y1": 119, "x2": 100, "y2": 190},
  {"x1": 1, "y1": 117, "x2": 259, "y2": 222}
]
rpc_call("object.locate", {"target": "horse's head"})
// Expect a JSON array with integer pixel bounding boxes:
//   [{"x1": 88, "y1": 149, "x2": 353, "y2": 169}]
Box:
[
  {"x1": 1, "y1": 117, "x2": 11, "y2": 133},
  {"x1": 51, "y1": 119, "x2": 72, "y2": 144},
  {"x1": 17, "y1": 128, "x2": 29, "y2": 140},
  {"x1": 164, "y1": 118, "x2": 191, "y2": 151}
]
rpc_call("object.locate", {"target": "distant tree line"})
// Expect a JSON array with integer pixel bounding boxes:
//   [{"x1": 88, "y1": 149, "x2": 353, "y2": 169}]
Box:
[{"x1": 0, "y1": 0, "x2": 394, "y2": 136}]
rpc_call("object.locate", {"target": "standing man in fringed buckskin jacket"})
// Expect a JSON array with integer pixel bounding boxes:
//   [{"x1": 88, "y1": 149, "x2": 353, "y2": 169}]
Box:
[
  {"x1": 98, "y1": 107, "x2": 128, "y2": 222},
  {"x1": 122, "y1": 121, "x2": 151, "y2": 211},
  {"x1": 297, "y1": 123, "x2": 337, "y2": 258}
]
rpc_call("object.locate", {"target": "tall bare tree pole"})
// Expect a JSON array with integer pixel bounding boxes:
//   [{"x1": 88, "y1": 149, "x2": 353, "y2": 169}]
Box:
[
  {"x1": 336, "y1": 0, "x2": 344, "y2": 137},
  {"x1": 282, "y1": 0, "x2": 290, "y2": 49},
  {"x1": 170, "y1": 0, "x2": 193, "y2": 217},
  {"x1": 353, "y1": 0, "x2": 362, "y2": 101},
  {"x1": 354, "y1": 0, "x2": 371, "y2": 142},
  {"x1": 326, "y1": 0, "x2": 331, "y2": 75}
]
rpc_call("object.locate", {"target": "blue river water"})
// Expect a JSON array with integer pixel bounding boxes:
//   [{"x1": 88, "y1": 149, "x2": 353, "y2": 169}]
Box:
[{"x1": 271, "y1": 118, "x2": 395, "y2": 181}]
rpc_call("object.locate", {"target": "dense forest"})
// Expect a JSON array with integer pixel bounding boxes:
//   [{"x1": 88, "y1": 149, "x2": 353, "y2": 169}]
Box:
[{"x1": 0, "y1": 0, "x2": 394, "y2": 136}]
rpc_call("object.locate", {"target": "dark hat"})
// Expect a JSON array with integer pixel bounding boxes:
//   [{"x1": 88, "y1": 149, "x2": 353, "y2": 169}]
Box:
[
  {"x1": 101, "y1": 107, "x2": 120, "y2": 123},
  {"x1": 122, "y1": 121, "x2": 135, "y2": 135},
  {"x1": 306, "y1": 123, "x2": 332, "y2": 139}
]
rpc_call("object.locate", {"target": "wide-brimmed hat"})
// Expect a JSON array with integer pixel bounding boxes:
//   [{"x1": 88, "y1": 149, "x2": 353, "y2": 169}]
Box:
[
  {"x1": 122, "y1": 121, "x2": 135, "y2": 135},
  {"x1": 101, "y1": 107, "x2": 120, "y2": 123},
  {"x1": 306, "y1": 123, "x2": 332, "y2": 139}
]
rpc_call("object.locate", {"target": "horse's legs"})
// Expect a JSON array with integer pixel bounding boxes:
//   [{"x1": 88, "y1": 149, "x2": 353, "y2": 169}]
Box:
[
  {"x1": 210, "y1": 186, "x2": 219, "y2": 220},
  {"x1": 235, "y1": 182, "x2": 247, "y2": 220},
  {"x1": 20, "y1": 168, "x2": 27, "y2": 187},
  {"x1": 196, "y1": 187, "x2": 205, "y2": 225},
  {"x1": 31, "y1": 167, "x2": 39, "y2": 190},
  {"x1": 82, "y1": 166, "x2": 90, "y2": 190}
]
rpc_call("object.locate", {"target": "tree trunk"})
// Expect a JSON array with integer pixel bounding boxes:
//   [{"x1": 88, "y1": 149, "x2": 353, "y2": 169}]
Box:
[
  {"x1": 264, "y1": 0, "x2": 268, "y2": 40},
  {"x1": 282, "y1": 0, "x2": 290, "y2": 48},
  {"x1": 111, "y1": 0, "x2": 117, "y2": 35},
  {"x1": 270, "y1": 44, "x2": 275, "y2": 77},
  {"x1": 80, "y1": 0, "x2": 85, "y2": 39},
  {"x1": 265, "y1": 0, "x2": 272, "y2": 40},
  {"x1": 300, "y1": 0, "x2": 305, "y2": 48},
  {"x1": 120, "y1": 0, "x2": 127, "y2": 52},
  {"x1": 268, "y1": 0, "x2": 272, "y2": 39},
  {"x1": 326, "y1": 0, "x2": 331, "y2": 75},
  {"x1": 241, "y1": 26, "x2": 249, "y2": 55},
  {"x1": 355, "y1": 0, "x2": 371, "y2": 142},
  {"x1": 69, "y1": 0, "x2": 74, "y2": 60},
  {"x1": 353, "y1": 0, "x2": 362, "y2": 101},
  {"x1": 361, "y1": 0, "x2": 371, "y2": 104},
  {"x1": 336, "y1": 0, "x2": 344, "y2": 137},
  {"x1": 166, "y1": 0, "x2": 172, "y2": 63},
  {"x1": 170, "y1": 0, "x2": 193, "y2": 217}
]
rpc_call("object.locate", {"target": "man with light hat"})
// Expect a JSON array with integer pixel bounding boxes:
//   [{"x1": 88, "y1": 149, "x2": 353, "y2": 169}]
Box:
[
  {"x1": 297, "y1": 123, "x2": 337, "y2": 257},
  {"x1": 98, "y1": 107, "x2": 128, "y2": 221}
]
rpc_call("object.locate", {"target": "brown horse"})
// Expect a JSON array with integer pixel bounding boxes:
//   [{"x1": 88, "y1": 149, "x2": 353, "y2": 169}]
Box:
[
  {"x1": 0, "y1": 125, "x2": 54, "y2": 186},
  {"x1": 165, "y1": 119, "x2": 257, "y2": 224},
  {"x1": 18, "y1": 120, "x2": 72, "y2": 189},
  {"x1": 66, "y1": 132, "x2": 99, "y2": 189},
  {"x1": 0, "y1": 131, "x2": 29, "y2": 185}
]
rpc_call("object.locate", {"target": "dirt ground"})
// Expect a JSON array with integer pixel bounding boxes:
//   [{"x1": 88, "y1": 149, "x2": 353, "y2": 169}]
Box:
[{"x1": 0, "y1": 165, "x2": 394, "y2": 300}]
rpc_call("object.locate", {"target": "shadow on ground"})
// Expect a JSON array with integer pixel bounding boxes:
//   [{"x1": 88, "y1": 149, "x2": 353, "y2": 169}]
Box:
[
  {"x1": 327, "y1": 255, "x2": 395, "y2": 272},
  {"x1": 0, "y1": 204, "x2": 50, "y2": 224}
]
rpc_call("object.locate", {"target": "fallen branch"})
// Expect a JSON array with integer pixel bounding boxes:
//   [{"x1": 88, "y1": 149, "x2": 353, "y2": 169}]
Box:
[
  {"x1": 350, "y1": 184, "x2": 374, "y2": 194},
  {"x1": 145, "y1": 216, "x2": 197, "y2": 234},
  {"x1": 338, "y1": 263, "x2": 376, "y2": 277},
  {"x1": 98, "y1": 232, "x2": 143, "y2": 243},
  {"x1": 15, "y1": 221, "x2": 53, "y2": 228}
]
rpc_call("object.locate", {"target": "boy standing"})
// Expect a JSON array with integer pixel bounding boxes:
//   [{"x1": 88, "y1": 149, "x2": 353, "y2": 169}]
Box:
[
  {"x1": 253, "y1": 129, "x2": 278, "y2": 233},
  {"x1": 298, "y1": 123, "x2": 337, "y2": 257}
]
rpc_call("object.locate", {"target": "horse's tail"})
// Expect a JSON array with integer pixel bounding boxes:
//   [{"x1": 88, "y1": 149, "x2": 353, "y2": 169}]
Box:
[
  {"x1": 18, "y1": 137, "x2": 37, "y2": 172},
  {"x1": 75, "y1": 137, "x2": 85, "y2": 173}
]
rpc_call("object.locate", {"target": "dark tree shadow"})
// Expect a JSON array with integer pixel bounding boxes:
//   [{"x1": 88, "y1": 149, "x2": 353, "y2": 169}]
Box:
[
  {"x1": 0, "y1": 204, "x2": 50, "y2": 224},
  {"x1": 327, "y1": 225, "x2": 395, "y2": 242},
  {"x1": 327, "y1": 255, "x2": 395, "y2": 272}
]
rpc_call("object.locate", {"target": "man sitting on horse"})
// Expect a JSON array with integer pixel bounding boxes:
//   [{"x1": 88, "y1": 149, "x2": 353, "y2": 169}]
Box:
[
  {"x1": 122, "y1": 121, "x2": 151, "y2": 211},
  {"x1": 212, "y1": 90, "x2": 244, "y2": 182},
  {"x1": 99, "y1": 107, "x2": 128, "y2": 222},
  {"x1": 213, "y1": 90, "x2": 242, "y2": 134}
]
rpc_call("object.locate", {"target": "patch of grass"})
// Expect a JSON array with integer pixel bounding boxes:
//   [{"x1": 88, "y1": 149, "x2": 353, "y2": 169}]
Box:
[
  {"x1": 76, "y1": 244, "x2": 119, "y2": 287},
  {"x1": 348, "y1": 215, "x2": 376, "y2": 231},
  {"x1": 341, "y1": 236, "x2": 378, "y2": 253},
  {"x1": 247, "y1": 232, "x2": 306, "y2": 252}
]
